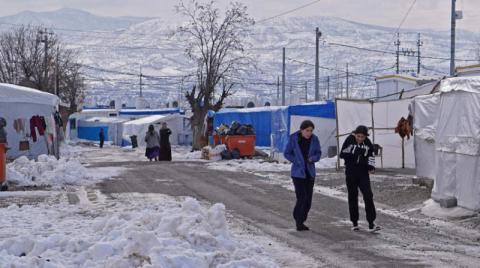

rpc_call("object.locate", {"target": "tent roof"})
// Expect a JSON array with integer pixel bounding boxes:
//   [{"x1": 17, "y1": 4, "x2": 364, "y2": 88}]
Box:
[
  {"x1": 119, "y1": 108, "x2": 183, "y2": 116},
  {"x1": 0, "y1": 83, "x2": 59, "y2": 106},
  {"x1": 439, "y1": 76, "x2": 480, "y2": 94},
  {"x1": 123, "y1": 114, "x2": 179, "y2": 126},
  {"x1": 82, "y1": 117, "x2": 129, "y2": 123},
  {"x1": 217, "y1": 106, "x2": 287, "y2": 114}
]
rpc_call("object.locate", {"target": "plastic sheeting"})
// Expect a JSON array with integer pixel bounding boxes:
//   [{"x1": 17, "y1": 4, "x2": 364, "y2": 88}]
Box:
[
  {"x1": 122, "y1": 114, "x2": 184, "y2": 147},
  {"x1": 412, "y1": 76, "x2": 480, "y2": 210},
  {"x1": 119, "y1": 108, "x2": 184, "y2": 118},
  {"x1": 213, "y1": 107, "x2": 285, "y2": 147},
  {"x1": 0, "y1": 84, "x2": 59, "y2": 159},
  {"x1": 0, "y1": 83, "x2": 59, "y2": 106},
  {"x1": 77, "y1": 117, "x2": 128, "y2": 145},
  {"x1": 336, "y1": 98, "x2": 415, "y2": 169}
]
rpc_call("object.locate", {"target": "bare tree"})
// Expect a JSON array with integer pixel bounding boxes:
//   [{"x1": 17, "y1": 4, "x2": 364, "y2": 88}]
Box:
[
  {"x1": 0, "y1": 25, "x2": 85, "y2": 114},
  {"x1": 176, "y1": 0, "x2": 254, "y2": 150}
]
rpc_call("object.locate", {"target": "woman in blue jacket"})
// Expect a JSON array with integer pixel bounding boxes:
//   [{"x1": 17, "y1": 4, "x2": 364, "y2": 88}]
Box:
[{"x1": 284, "y1": 120, "x2": 322, "y2": 231}]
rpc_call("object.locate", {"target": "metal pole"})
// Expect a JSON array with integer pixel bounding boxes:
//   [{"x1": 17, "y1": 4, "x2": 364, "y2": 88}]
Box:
[
  {"x1": 315, "y1": 28, "x2": 321, "y2": 101},
  {"x1": 395, "y1": 33, "x2": 400, "y2": 74},
  {"x1": 139, "y1": 66, "x2": 143, "y2": 97},
  {"x1": 304, "y1": 81, "x2": 308, "y2": 103},
  {"x1": 346, "y1": 63, "x2": 349, "y2": 99},
  {"x1": 450, "y1": 0, "x2": 457, "y2": 76},
  {"x1": 277, "y1": 76, "x2": 280, "y2": 105},
  {"x1": 417, "y1": 33, "x2": 423, "y2": 75},
  {"x1": 282, "y1": 47, "x2": 286, "y2": 106},
  {"x1": 327, "y1": 76, "x2": 330, "y2": 100}
]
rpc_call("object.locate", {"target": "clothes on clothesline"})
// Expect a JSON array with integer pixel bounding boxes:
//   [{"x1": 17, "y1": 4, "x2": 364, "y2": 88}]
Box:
[{"x1": 30, "y1": 116, "x2": 46, "y2": 142}]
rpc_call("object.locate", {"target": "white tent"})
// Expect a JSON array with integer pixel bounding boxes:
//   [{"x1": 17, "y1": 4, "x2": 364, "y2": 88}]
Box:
[
  {"x1": 0, "y1": 83, "x2": 59, "y2": 159},
  {"x1": 122, "y1": 114, "x2": 185, "y2": 147},
  {"x1": 412, "y1": 77, "x2": 480, "y2": 210}
]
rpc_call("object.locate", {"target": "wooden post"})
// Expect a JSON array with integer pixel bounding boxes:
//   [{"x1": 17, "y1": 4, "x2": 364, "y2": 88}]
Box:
[{"x1": 402, "y1": 138, "x2": 405, "y2": 169}]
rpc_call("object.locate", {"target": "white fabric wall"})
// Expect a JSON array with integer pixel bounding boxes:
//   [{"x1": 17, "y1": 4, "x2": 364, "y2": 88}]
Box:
[
  {"x1": 412, "y1": 94, "x2": 440, "y2": 180},
  {"x1": 336, "y1": 99, "x2": 414, "y2": 169},
  {"x1": 0, "y1": 102, "x2": 56, "y2": 159},
  {"x1": 289, "y1": 115, "x2": 337, "y2": 158},
  {"x1": 122, "y1": 115, "x2": 183, "y2": 147}
]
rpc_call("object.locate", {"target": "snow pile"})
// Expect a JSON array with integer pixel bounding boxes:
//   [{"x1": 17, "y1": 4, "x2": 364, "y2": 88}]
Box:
[
  {"x1": 6, "y1": 155, "x2": 91, "y2": 187},
  {"x1": 0, "y1": 195, "x2": 278, "y2": 268},
  {"x1": 421, "y1": 199, "x2": 477, "y2": 220}
]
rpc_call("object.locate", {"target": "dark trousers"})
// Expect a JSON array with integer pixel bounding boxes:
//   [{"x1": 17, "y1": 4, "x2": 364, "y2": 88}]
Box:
[
  {"x1": 346, "y1": 172, "x2": 376, "y2": 225},
  {"x1": 99, "y1": 139, "x2": 104, "y2": 148},
  {"x1": 292, "y1": 177, "x2": 315, "y2": 225}
]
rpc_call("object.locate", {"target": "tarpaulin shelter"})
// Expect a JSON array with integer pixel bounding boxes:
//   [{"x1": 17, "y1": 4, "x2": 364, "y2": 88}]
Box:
[
  {"x1": 118, "y1": 108, "x2": 184, "y2": 119},
  {"x1": 213, "y1": 106, "x2": 288, "y2": 147},
  {"x1": 76, "y1": 117, "x2": 129, "y2": 145},
  {"x1": 411, "y1": 77, "x2": 480, "y2": 210},
  {"x1": 122, "y1": 114, "x2": 186, "y2": 147},
  {"x1": 0, "y1": 83, "x2": 59, "y2": 159}
]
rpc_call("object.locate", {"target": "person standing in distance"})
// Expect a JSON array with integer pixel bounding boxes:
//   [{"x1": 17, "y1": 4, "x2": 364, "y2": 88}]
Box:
[
  {"x1": 340, "y1": 125, "x2": 381, "y2": 233},
  {"x1": 284, "y1": 120, "x2": 321, "y2": 231}
]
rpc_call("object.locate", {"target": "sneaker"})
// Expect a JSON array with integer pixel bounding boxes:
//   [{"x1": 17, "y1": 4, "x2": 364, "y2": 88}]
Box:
[
  {"x1": 368, "y1": 224, "x2": 381, "y2": 233},
  {"x1": 296, "y1": 223, "x2": 310, "y2": 231},
  {"x1": 351, "y1": 226, "x2": 360, "y2": 231}
]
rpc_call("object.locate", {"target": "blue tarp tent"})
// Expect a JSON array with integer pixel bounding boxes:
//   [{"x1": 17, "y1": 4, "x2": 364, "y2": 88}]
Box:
[
  {"x1": 284, "y1": 101, "x2": 337, "y2": 157},
  {"x1": 212, "y1": 102, "x2": 336, "y2": 157},
  {"x1": 77, "y1": 117, "x2": 129, "y2": 145},
  {"x1": 213, "y1": 106, "x2": 288, "y2": 147}
]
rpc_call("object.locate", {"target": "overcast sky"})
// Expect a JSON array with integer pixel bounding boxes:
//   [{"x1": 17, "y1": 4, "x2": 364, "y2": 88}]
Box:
[{"x1": 0, "y1": 0, "x2": 479, "y2": 32}]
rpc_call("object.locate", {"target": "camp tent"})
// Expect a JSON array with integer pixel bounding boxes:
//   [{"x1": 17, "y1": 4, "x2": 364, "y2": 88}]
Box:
[
  {"x1": 66, "y1": 109, "x2": 118, "y2": 140},
  {"x1": 122, "y1": 114, "x2": 186, "y2": 147},
  {"x1": 118, "y1": 108, "x2": 184, "y2": 120},
  {"x1": 287, "y1": 102, "x2": 336, "y2": 157},
  {"x1": 76, "y1": 117, "x2": 129, "y2": 145},
  {"x1": 213, "y1": 106, "x2": 288, "y2": 147},
  {"x1": 213, "y1": 102, "x2": 336, "y2": 158},
  {"x1": 0, "y1": 83, "x2": 59, "y2": 159},
  {"x1": 412, "y1": 77, "x2": 480, "y2": 210}
]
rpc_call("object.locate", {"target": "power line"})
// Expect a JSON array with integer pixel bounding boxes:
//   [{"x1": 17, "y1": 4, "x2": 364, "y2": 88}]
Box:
[{"x1": 256, "y1": 0, "x2": 322, "y2": 24}]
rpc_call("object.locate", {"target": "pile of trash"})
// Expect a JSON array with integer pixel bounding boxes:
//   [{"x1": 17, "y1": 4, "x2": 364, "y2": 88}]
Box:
[{"x1": 216, "y1": 121, "x2": 255, "y2": 136}]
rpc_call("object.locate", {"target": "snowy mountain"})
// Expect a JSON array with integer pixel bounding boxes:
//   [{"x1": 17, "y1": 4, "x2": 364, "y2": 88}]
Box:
[{"x1": 1, "y1": 8, "x2": 479, "y2": 108}]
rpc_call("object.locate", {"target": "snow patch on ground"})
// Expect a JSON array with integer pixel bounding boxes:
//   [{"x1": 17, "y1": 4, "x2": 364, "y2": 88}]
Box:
[
  {"x1": 205, "y1": 157, "x2": 337, "y2": 173},
  {"x1": 0, "y1": 193, "x2": 279, "y2": 268},
  {"x1": 421, "y1": 199, "x2": 478, "y2": 219}
]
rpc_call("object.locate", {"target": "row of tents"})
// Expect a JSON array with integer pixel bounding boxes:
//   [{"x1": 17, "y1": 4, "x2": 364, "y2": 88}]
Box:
[
  {"x1": 1, "y1": 75, "x2": 479, "y2": 210},
  {"x1": 212, "y1": 76, "x2": 480, "y2": 211}
]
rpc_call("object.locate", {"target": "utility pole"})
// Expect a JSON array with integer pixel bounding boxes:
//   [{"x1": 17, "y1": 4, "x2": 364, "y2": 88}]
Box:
[
  {"x1": 326, "y1": 76, "x2": 330, "y2": 100},
  {"x1": 417, "y1": 33, "x2": 423, "y2": 75},
  {"x1": 394, "y1": 32, "x2": 401, "y2": 74},
  {"x1": 346, "y1": 63, "x2": 349, "y2": 99},
  {"x1": 139, "y1": 66, "x2": 143, "y2": 97},
  {"x1": 54, "y1": 46, "x2": 59, "y2": 96},
  {"x1": 277, "y1": 76, "x2": 280, "y2": 105},
  {"x1": 37, "y1": 28, "x2": 53, "y2": 90},
  {"x1": 282, "y1": 47, "x2": 286, "y2": 106},
  {"x1": 315, "y1": 28, "x2": 322, "y2": 101},
  {"x1": 450, "y1": 0, "x2": 457, "y2": 76},
  {"x1": 304, "y1": 81, "x2": 308, "y2": 103}
]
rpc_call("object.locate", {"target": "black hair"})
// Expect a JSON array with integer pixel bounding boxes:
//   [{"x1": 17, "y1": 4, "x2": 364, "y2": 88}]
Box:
[
  {"x1": 148, "y1": 124, "x2": 154, "y2": 132},
  {"x1": 300, "y1": 120, "x2": 315, "y2": 130}
]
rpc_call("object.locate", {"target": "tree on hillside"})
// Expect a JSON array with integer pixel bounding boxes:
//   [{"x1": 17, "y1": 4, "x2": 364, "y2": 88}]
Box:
[
  {"x1": 0, "y1": 25, "x2": 85, "y2": 113},
  {"x1": 176, "y1": 0, "x2": 255, "y2": 150}
]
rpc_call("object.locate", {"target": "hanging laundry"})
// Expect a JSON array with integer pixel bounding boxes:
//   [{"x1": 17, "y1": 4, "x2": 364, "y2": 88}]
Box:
[
  {"x1": 13, "y1": 119, "x2": 25, "y2": 134},
  {"x1": 30, "y1": 115, "x2": 46, "y2": 142}
]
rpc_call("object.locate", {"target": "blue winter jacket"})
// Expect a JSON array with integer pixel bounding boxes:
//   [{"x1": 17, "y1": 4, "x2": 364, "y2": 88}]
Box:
[{"x1": 284, "y1": 131, "x2": 322, "y2": 179}]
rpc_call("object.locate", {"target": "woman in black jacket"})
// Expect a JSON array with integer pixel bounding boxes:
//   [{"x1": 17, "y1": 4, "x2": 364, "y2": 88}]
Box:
[
  {"x1": 340, "y1": 125, "x2": 380, "y2": 233},
  {"x1": 159, "y1": 122, "x2": 172, "y2": 161}
]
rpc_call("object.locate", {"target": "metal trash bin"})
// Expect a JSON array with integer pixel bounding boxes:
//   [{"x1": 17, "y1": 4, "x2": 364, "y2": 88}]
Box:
[{"x1": 130, "y1": 135, "x2": 138, "y2": 148}]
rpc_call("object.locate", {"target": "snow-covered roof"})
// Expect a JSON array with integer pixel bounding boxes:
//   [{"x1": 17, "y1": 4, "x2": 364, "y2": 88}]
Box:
[
  {"x1": 439, "y1": 76, "x2": 480, "y2": 94},
  {"x1": 119, "y1": 108, "x2": 183, "y2": 116},
  {"x1": 82, "y1": 117, "x2": 129, "y2": 123},
  {"x1": 0, "y1": 83, "x2": 59, "y2": 106},
  {"x1": 123, "y1": 114, "x2": 179, "y2": 126},
  {"x1": 217, "y1": 106, "x2": 287, "y2": 114}
]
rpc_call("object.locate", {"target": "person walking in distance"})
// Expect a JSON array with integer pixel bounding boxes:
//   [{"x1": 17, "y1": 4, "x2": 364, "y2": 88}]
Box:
[
  {"x1": 284, "y1": 120, "x2": 321, "y2": 231},
  {"x1": 159, "y1": 122, "x2": 172, "y2": 161},
  {"x1": 99, "y1": 128, "x2": 105, "y2": 149},
  {"x1": 144, "y1": 124, "x2": 160, "y2": 162},
  {"x1": 340, "y1": 125, "x2": 381, "y2": 233}
]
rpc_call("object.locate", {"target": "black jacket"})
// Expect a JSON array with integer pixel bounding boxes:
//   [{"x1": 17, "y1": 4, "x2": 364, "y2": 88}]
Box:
[{"x1": 340, "y1": 134, "x2": 375, "y2": 173}]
